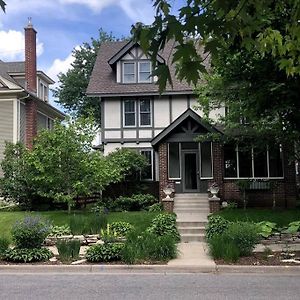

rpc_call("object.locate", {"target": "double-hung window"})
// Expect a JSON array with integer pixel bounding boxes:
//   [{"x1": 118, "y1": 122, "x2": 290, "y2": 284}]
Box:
[
  {"x1": 138, "y1": 61, "x2": 151, "y2": 83},
  {"x1": 139, "y1": 99, "x2": 151, "y2": 126},
  {"x1": 123, "y1": 62, "x2": 135, "y2": 83},
  {"x1": 140, "y1": 150, "x2": 153, "y2": 180},
  {"x1": 124, "y1": 99, "x2": 136, "y2": 127}
]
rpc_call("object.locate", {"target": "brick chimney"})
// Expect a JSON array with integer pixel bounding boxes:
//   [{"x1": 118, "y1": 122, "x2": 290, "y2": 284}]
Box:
[
  {"x1": 24, "y1": 18, "x2": 37, "y2": 149},
  {"x1": 24, "y1": 17, "x2": 37, "y2": 93}
]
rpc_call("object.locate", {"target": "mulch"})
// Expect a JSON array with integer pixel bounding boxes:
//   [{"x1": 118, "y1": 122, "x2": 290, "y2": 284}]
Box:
[{"x1": 216, "y1": 251, "x2": 300, "y2": 266}]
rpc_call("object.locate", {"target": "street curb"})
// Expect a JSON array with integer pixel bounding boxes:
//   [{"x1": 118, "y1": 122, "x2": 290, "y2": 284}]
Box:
[
  {"x1": 216, "y1": 265, "x2": 300, "y2": 274},
  {"x1": 0, "y1": 264, "x2": 217, "y2": 274},
  {"x1": 0, "y1": 264, "x2": 299, "y2": 274}
]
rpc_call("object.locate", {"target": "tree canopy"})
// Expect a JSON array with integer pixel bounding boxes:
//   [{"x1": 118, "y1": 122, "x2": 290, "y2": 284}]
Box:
[
  {"x1": 53, "y1": 29, "x2": 123, "y2": 122},
  {"x1": 133, "y1": 0, "x2": 300, "y2": 92},
  {"x1": 0, "y1": 1, "x2": 5, "y2": 12}
]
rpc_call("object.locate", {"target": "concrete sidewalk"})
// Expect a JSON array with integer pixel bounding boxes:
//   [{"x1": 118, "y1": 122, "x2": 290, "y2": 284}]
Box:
[{"x1": 168, "y1": 242, "x2": 216, "y2": 272}]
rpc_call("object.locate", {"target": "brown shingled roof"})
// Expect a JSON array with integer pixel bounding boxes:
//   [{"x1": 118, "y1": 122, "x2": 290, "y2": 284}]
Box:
[{"x1": 86, "y1": 40, "x2": 194, "y2": 97}]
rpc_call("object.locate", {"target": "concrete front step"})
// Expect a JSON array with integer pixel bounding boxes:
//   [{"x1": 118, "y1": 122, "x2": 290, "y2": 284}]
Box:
[
  {"x1": 175, "y1": 209, "x2": 210, "y2": 214},
  {"x1": 177, "y1": 221, "x2": 207, "y2": 227},
  {"x1": 176, "y1": 193, "x2": 207, "y2": 197},
  {"x1": 174, "y1": 202, "x2": 209, "y2": 206},
  {"x1": 181, "y1": 233, "x2": 205, "y2": 242},
  {"x1": 178, "y1": 226, "x2": 206, "y2": 234},
  {"x1": 174, "y1": 205, "x2": 209, "y2": 210}
]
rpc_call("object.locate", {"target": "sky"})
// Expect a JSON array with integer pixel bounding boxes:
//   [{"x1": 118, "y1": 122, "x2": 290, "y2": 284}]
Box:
[{"x1": 0, "y1": 0, "x2": 183, "y2": 110}]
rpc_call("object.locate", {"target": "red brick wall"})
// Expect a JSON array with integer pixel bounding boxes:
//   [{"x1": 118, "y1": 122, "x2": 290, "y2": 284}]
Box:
[
  {"x1": 25, "y1": 99, "x2": 37, "y2": 149},
  {"x1": 210, "y1": 143, "x2": 297, "y2": 208},
  {"x1": 158, "y1": 143, "x2": 175, "y2": 201},
  {"x1": 25, "y1": 25, "x2": 37, "y2": 93}
]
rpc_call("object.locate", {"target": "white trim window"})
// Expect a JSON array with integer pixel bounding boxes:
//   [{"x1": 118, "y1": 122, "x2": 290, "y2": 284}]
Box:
[
  {"x1": 138, "y1": 61, "x2": 151, "y2": 83},
  {"x1": 123, "y1": 99, "x2": 136, "y2": 127},
  {"x1": 123, "y1": 62, "x2": 136, "y2": 83},
  {"x1": 224, "y1": 144, "x2": 284, "y2": 179},
  {"x1": 139, "y1": 99, "x2": 151, "y2": 126},
  {"x1": 140, "y1": 149, "x2": 153, "y2": 180}
]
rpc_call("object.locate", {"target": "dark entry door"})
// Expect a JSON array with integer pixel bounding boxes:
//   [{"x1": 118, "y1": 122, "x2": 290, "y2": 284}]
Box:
[{"x1": 183, "y1": 152, "x2": 199, "y2": 192}]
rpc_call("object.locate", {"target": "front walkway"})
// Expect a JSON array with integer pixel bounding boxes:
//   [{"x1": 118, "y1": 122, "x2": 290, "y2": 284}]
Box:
[{"x1": 168, "y1": 242, "x2": 216, "y2": 270}]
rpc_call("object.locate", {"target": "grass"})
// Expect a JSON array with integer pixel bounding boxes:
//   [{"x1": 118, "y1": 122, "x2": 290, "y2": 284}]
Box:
[
  {"x1": 0, "y1": 211, "x2": 160, "y2": 239},
  {"x1": 216, "y1": 208, "x2": 300, "y2": 227}
]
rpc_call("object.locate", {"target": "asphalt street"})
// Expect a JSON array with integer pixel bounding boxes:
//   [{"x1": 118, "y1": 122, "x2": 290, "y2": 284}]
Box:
[{"x1": 0, "y1": 272, "x2": 299, "y2": 300}]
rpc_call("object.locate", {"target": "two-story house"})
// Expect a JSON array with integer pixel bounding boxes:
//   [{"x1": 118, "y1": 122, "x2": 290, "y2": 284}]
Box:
[
  {"x1": 0, "y1": 21, "x2": 64, "y2": 175},
  {"x1": 87, "y1": 40, "x2": 296, "y2": 208}
]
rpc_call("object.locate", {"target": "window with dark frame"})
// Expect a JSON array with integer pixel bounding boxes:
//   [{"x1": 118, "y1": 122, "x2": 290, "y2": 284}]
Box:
[
  {"x1": 123, "y1": 62, "x2": 135, "y2": 83},
  {"x1": 124, "y1": 99, "x2": 136, "y2": 127},
  {"x1": 224, "y1": 144, "x2": 283, "y2": 178},
  {"x1": 139, "y1": 99, "x2": 151, "y2": 126},
  {"x1": 138, "y1": 61, "x2": 151, "y2": 83},
  {"x1": 140, "y1": 150, "x2": 153, "y2": 180}
]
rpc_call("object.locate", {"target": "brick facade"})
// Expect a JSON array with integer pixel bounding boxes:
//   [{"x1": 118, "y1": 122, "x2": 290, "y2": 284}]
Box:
[
  {"x1": 25, "y1": 99, "x2": 37, "y2": 149},
  {"x1": 157, "y1": 141, "x2": 297, "y2": 208},
  {"x1": 24, "y1": 23, "x2": 37, "y2": 94},
  {"x1": 210, "y1": 143, "x2": 297, "y2": 208},
  {"x1": 158, "y1": 142, "x2": 175, "y2": 201}
]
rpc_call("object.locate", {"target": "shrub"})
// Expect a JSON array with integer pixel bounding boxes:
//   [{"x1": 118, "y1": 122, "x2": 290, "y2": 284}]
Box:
[
  {"x1": 69, "y1": 214, "x2": 107, "y2": 235},
  {"x1": 100, "y1": 224, "x2": 119, "y2": 243},
  {"x1": 48, "y1": 225, "x2": 71, "y2": 237},
  {"x1": 0, "y1": 237, "x2": 10, "y2": 258},
  {"x1": 4, "y1": 247, "x2": 53, "y2": 263},
  {"x1": 147, "y1": 213, "x2": 180, "y2": 241},
  {"x1": 147, "y1": 203, "x2": 163, "y2": 212},
  {"x1": 114, "y1": 194, "x2": 157, "y2": 211},
  {"x1": 85, "y1": 243, "x2": 124, "y2": 262},
  {"x1": 109, "y1": 222, "x2": 134, "y2": 237},
  {"x1": 284, "y1": 221, "x2": 300, "y2": 234},
  {"x1": 208, "y1": 235, "x2": 240, "y2": 263},
  {"x1": 257, "y1": 221, "x2": 277, "y2": 238},
  {"x1": 56, "y1": 239, "x2": 81, "y2": 262},
  {"x1": 121, "y1": 231, "x2": 177, "y2": 264},
  {"x1": 206, "y1": 215, "x2": 231, "y2": 240},
  {"x1": 12, "y1": 216, "x2": 51, "y2": 249},
  {"x1": 224, "y1": 222, "x2": 259, "y2": 256}
]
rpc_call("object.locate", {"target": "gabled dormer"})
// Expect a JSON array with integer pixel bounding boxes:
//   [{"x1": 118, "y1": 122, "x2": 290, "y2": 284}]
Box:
[{"x1": 108, "y1": 41, "x2": 164, "y2": 84}]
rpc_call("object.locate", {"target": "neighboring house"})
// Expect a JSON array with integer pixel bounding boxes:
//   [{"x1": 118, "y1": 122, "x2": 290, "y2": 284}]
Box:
[
  {"x1": 0, "y1": 21, "x2": 64, "y2": 175},
  {"x1": 87, "y1": 40, "x2": 296, "y2": 208}
]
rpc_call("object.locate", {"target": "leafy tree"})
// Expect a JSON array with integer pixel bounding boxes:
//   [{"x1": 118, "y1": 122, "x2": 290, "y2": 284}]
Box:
[
  {"x1": 133, "y1": 0, "x2": 300, "y2": 91},
  {"x1": 195, "y1": 46, "x2": 300, "y2": 156},
  {"x1": 0, "y1": 0, "x2": 5, "y2": 12},
  {"x1": 27, "y1": 117, "x2": 115, "y2": 213},
  {"x1": 0, "y1": 142, "x2": 33, "y2": 209},
  {"x1": 53, "y1": 29, "x2": 122, "y2": 121}
]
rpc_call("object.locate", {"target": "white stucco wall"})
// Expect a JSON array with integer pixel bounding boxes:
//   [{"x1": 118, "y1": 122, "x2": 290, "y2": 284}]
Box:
[{"x1": 104, "y1": 98, "x2": 121, "y2": 128}]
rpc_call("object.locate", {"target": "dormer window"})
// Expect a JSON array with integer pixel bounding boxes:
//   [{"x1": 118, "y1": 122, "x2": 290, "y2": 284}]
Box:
[
  {"x1": 123, "y1": 62, "x2": 136, "y2": 83},
  {"x1": 138, "y1": 61, "x2": 151, "y2": 83},
  {"x1": 122, "y1": 60, "x2": 152, "y2": 84}
]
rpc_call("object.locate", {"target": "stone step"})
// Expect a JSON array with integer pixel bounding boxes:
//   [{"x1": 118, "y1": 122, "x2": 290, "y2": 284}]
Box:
[
  {"x1": 176, "y1": 193, "x2": 207, "y2": 197},
  {"x1": 174, "y1": 208, "x2": 210, "y2": 213},
  {"x1": 180, "y1": 233, "x2": 205, "y2": 242},
  {"x1": 178, "y1": 226, "x2": 206, "y2": 234},
  {"x1": 177, "y1": 221, "x2": 207, "y2": 227},
  {"x1": 175, "y1": 198, "x2": 208, "y2": 202},
  {"x1": 174, "y1": 203, "x2": 209, "y2": 208}
]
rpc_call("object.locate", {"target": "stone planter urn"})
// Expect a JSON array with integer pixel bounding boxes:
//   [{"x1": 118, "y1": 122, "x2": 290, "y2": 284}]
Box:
[
  {"x1": 209, "y1": 183, "x2": 219, "y2": 199},
  {"x1": 162, "y1": 185, "x2": 175, "y2": 212}
]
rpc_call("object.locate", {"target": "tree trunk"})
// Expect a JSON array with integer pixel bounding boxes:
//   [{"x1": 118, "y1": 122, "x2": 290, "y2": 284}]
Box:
[{"x1": 68, "y1": 201, "x2": 71, "y2": 214}]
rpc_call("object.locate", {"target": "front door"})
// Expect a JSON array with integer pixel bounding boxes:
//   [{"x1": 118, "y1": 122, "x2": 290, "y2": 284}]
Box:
[{"x1": 183, "y1": 151, "x2": 199, "y2": 192}]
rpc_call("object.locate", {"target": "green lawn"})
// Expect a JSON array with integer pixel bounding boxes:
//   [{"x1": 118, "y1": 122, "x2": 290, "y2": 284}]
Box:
[
  {"x1": 216, "y1": 208, "x2": 300, "y2": 227},
  {"x1": 0, "y1": 211, "x2": 160, "y2": 239}
]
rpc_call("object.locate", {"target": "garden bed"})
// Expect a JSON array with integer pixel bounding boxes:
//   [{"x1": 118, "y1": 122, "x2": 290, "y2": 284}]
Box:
[{"x1": 216, "y1": 251, "x2": 300, "y2": 266}]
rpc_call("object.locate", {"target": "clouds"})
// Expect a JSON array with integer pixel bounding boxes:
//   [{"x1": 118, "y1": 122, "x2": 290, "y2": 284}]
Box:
[
  {"x1": 0, "y1": 30, "x2": 43, "y2": 61},
  {"x1": 4, "y1": 0, "x2": 154, "y2": 24},
  {"x1": 47, "y1": 47, "x2": 80, "y2": 86}
]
